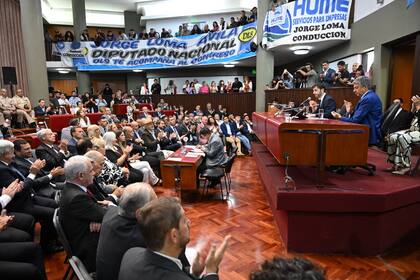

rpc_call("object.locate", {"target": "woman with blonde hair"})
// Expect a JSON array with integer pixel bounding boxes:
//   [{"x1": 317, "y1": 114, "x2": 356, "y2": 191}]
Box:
[{"x1": 103, "y1": 131, "x2": 161, "y2": 185}]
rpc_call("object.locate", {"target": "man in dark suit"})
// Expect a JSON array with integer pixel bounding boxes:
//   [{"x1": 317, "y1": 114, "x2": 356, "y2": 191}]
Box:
[
  {"x1": 0, "y1": 140, "x2": 59, "y2": 252},
  {"x1": 68, "y1": 126, "x2": 85, "y2": 155},
  {"x1": 138, "y1": 106, "x2": 152, "y2": 119},
  {"x1": 13, "y1": 139, "x2": 63, "y2": 198},
  {"x1": 96, "y1": 183, "x2": 156, "y2": 280},
  {"x1": 381, "y1": 98, "x2": 413, "y2": 136},
  {"x1": 35, "y1": 128, "x2": 71, "y2": 173},
  {"x1": 0, "y1": 179, "x2": 35, "y2": 243},
  {"x1": 59, "y1": 155, "x2": 109, "y2": 272},
  {"x1": 332, "y1": 76, "x2": 382, "y2": 145},
  {"x1": 0, "y1": 242, "x2": 47, "y2": 280},
  {"x1": 119, "y1": 197, "x2": 230, "y2": 280},
  {"x1": 34, "y1": 99, "x2": 53, "y2": 117},
  {"x1": 220, "y1": 116, "x2": 243, "y2": 155},
  {"x1": 312, "y1": 83, "x2": 337, "y2": 119}
]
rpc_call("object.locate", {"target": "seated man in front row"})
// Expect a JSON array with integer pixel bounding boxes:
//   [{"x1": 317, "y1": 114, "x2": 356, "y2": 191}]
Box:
[
  {"x1": 332, "y1": 76, "x2": 382, "y2": 146},
  {"x1": 119, "y1": 197, "x2": 230, "y2": 280},
  {"x1": 59, "y1": 156, "x2": 111, "y2": 273}
]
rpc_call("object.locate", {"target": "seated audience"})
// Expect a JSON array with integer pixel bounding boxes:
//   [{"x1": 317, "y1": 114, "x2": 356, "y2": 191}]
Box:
[
  {"x1": 36, "y1": 129, "x2": 71, "y2": 172},
  {"x1": 11, "y1": 89, "x2": 37, "y2": 128},
  {"x1": 386, "y1": 95, "x2": 420, "y2": 175},
  {"x1": 118, "y1": 197, "x2": 230, "y2": 280},
  {"x1": 59, "y1": 156, "x2": 109, "y2": 272},
  {"x1": 381, "y1": 98, "x2": 412, "y2": 137},
  {"x1": 96, "y1": 183, "x2": 156, "y2": 280},
  {"x1": 233, "y1": 115, "x2": 252, "y2": 155},
  {"x1": 68, "y1": 126, "x2": 85, "y2": 155},
  {"x1": 220, "y1": 116, "x2": 244, "y2": 156},
  {"x1": 34, "y1": 99, "x2": 53, "y2": 117}
]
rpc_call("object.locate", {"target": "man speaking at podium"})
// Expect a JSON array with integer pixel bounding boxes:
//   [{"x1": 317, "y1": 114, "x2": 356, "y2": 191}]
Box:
[{"x1": 331, "y1": 76, "x2": 382, "y2": 145}]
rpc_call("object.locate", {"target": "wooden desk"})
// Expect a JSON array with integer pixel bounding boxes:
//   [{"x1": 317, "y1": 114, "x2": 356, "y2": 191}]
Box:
[
  {"x1": 253, "y1": 112, "x2": 369, "y2": 166},
  {"x1": 160, "y1": 147, "x2": 203, "y2": 190}
]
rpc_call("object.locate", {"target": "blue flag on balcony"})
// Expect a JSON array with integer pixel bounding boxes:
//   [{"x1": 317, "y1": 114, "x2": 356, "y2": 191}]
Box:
[{"x1": 407, "y1": 0, "x2": 415, "y2": 8}]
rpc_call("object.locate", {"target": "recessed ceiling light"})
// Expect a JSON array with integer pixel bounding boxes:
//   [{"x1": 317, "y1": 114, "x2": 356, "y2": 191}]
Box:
[
  {"x1": 58, "y1": 70, "x2": 70, "y2": 74},
  {"x1": 224, "y1": 64, "x2": 235, "y2": 68},
  {"x1": 133, "y1": 69, "x2": 143, "y2": 72},
  {"x1": 222, "y1": 61, "x2": 239, "y2": 65},
  {"x1": 289, "y1": 45, "x2": 312, "y2": 55}
]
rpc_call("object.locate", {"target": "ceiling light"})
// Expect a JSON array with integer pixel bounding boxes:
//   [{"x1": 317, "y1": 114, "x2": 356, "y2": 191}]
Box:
[
  {"x1": 222, "y1": 61, "x2": 239, "y2": 65},
  {"x1": 132, "y1": 69, "x2": 143, "y2": 72},
  {"x1": 224, "y1": 64, "x2": 235, "y2": 68},
  {"x1": 289, "y1": 45, "x2": 312, "y2": 55},
  {"x1": 58, "y1": 70, "x2": 70, "y2": 74}
]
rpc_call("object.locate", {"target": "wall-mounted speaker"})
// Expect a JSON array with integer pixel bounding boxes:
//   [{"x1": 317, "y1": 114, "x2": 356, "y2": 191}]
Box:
[{"x1": 2, "y1": 67, "x2": 17, "y2": 85}]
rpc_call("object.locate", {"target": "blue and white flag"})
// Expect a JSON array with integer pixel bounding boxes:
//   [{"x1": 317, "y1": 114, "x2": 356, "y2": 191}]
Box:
[{"x1": 53, "y1": 22, "x2": 257, "y2": 71}]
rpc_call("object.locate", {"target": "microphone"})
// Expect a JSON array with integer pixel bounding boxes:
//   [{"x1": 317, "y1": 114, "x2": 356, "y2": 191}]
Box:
[{"x1": 299, "y1": 97, "x2": 311, "y2": 107}]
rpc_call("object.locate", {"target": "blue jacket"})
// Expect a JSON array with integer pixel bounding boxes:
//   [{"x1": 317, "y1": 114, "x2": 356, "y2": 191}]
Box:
[
  {"x1": 341, "y1": 90, "x2": 382, "y2": 145},
  {"x1": 320, "y1": 68, "x2": 336, "y2": 88},
  {"x1": 220, "y1": 122, "x2": 237, "y2": 137}
]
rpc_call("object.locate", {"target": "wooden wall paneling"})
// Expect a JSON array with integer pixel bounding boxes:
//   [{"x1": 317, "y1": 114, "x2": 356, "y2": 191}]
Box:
[
  {"x1": 93, "y1": 80, "x2": 127, "y2": 94},
  {"x1": 412, "y1": 33, "x2": 420, "y2": 98},
  {"x1": 0, "y1": 0, "x2": 29, "y2": 96},
  {"x1": 50, "y1": 79, "x2": 78, "y2": 95}
]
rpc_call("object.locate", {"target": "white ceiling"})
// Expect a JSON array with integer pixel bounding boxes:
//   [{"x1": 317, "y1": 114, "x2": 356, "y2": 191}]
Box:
[{"x1": 42, "y1": 0, "x2": 256, "y2": 27}]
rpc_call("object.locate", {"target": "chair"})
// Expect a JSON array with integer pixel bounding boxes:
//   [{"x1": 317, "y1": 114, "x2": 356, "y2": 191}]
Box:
[
  {"x1": 221, "y1": 154, "x2": 237, "y2": 193},
  {"x1": 201, "y1": 167, "x2": 226, "y2": 200},
  {"x1": 54, "y1": 190, "x2": 61, "y2": 204},
  {"x1": 69, "y1": 256, "x2": 94, "y2": 280},
  {"x1": 410, "y1": 142, "x2": 420, "y2": 176},
  {"x1": 53, "y1": 208, "x2": 73, "y2": 280}
]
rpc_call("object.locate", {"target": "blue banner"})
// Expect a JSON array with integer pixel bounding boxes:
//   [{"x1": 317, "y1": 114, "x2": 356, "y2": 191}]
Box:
[{"x1": 53, "y1": 22, "x2": 257, "y2": 71}]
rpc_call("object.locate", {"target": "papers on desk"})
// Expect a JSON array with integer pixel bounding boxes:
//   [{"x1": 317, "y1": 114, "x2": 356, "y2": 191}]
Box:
[
  {"x1": 185, "y1": 152, "x2": 205, "y2": 158},
  {"x1": 184, "y1": 145, "x2": 197, "y2": 149},
  {"x1": 167, "y1": 157, "x2": 182, "y2": 161},
  {"x1": 191, "y1": 149, "x2": 203, "y2": 153}
]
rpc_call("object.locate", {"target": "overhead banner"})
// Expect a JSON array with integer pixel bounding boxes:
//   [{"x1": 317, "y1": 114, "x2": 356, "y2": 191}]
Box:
[
  {"x1": 53, "y1": 22, "x2": 257, "y2": 71},
  {"x1": 262, "y1": 0, "x2": 352, "y2": 49}
]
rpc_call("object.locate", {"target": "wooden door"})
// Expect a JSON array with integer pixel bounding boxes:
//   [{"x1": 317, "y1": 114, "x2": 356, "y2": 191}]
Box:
[{"x1": 390, "y1": 45, "x2": 415, "y2": 111}]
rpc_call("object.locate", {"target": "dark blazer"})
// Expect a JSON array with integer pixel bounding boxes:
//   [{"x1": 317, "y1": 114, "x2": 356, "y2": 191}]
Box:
[
  {"x1": 320, "y1": 68, "x2": 336, "y2": 88},
  {"x1": 96, "y1": 207, "x2": 144, "y2": 280},
  {"x1": 341, "y1": 90, "x2": 383, "y2": 145},
  {"x1": 59, "y1": 182, "x2": 107, "y2": 272},
  {"x1": 0, "y1": 161, "x2": 34, "y2": 212},
  {"x1": 34, "y1": 106, "x2": 52, "y2": 117},
  {"x1": 35, "y1": 143, "x2": 69, "y2": 171},
  {"x1": 220, "y1": 122, "x2": 237, "y2": 137},
  {"x1": 119, "y1": 247, "x2": 217, "y2": 280},
  {"x1": 87, "y1": 178, "x2": 117, "y2": 205},
  {"x1": 381, "y1": 103, "x2": 413, "y2": 135},
  {"x1": 138, "y1": 112, "x2": 152, "y2": 119},
  {"x1": 67, "y1": 138, "x2": 78, "y2": 155},
  {"x1": 316, "y1": 94, "x2": 337, "y2": 119},
  {"x1": 141, "y1": 129, "x2": 159, "y2": 153},
  {"x1": 14, "y1": 157, "x2": 55, "y2": 198}
]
